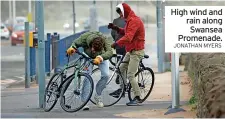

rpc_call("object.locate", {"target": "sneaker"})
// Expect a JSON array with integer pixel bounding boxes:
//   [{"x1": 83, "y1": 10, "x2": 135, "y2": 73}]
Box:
[
  {"x1": 109, "y1": 89, "x2": 122, "y2": 98},
  {"x1": 126, "y1": 96, "x2": 142, "y2": 106},
  {"x1": 83, "y1": 105, "x2": 89, "y2": 111},
  {"x1": 94, "y1": 95, "x2": 104, "y2": 108}
]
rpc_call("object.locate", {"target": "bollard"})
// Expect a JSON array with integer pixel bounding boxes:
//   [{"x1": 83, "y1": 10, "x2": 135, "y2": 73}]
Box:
[
  {"x1": 25, "y1": 22, "x2": 30, "y2": 88},
  {"x1": 30, "y1": 47, "x2": 36, "y2": 81}
]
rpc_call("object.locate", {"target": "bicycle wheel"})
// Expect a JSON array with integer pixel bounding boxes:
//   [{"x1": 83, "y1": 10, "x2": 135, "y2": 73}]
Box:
[
  {"x1": 128, "y1": 67, "x2": 155, "y2": 103},
  {"x1": 60, "y1": 72, "x2": 94, "y2": 112},
  {"x1": 44, "y1": 72, "x2": 63, "y2": 112},
  {"x1": 90, "y1": 67, "x2": 125, "y2": 107}
]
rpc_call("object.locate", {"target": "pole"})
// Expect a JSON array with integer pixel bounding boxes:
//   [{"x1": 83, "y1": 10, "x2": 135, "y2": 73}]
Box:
[
  {"x1": 156, "y1": 0, "x2": 164, "y2": 73},
  {"x1": 36, "y1": 0, "x2": 45, "y2": 108},
  {"x1": 161, "y1": 1, "x2": 170, "y2": 70},
  {"x1": 90, "y1": 0, "x2": 98, "y2": 31},
  {"x1": 12, "y1": 0, "x2": 16, "y2": 26},
  {"x1": 72, "y1": 1, "x2": 76, "y2": 34},
  {"x1": 137, "y1": 0, "x2": 139, "y2": 15},
  {"x1": 35, "y1": 0, "x2": 38, "y2": 29},
  {"x1": 9, "y1": 1, "x2": 12, "y2": 26},
  {"x1": 164, "y1": 52, "x2": 185, "y2": 115},
  {"x1": 28, "y1": 0, "x2": 32, "y2": 22},
  {"x1": 171, "y1": 53, "x2": 180, "y2": 108},
  {"x1": 25, "y1": 22, "x2": 30, "y2": 88},
  {"x1": 29, "y1": 0, "x2": 31, "y2": 13},
  {"x1": 110, "y1": 0, "x2": 113, "y2": 21}
]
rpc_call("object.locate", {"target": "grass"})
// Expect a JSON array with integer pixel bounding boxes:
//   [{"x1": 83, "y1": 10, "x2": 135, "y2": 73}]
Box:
[{"x1": 189, "y1": 95, "x2": 197, "y2": 105}]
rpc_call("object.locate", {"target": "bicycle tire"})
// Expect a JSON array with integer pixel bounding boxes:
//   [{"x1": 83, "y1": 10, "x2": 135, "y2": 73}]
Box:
[
  {"x1": 60, "y1": 72, "x2": 94, "y2": 113},
  {"x1": 90, "y1": 67, "x2": 125, "y2": 107},
  {"x1": 44, "y1": 72, "x2": 63, "y2": 112},
  {"x1": 128, "y1": 67, "x2": 155, "y2": 103}
]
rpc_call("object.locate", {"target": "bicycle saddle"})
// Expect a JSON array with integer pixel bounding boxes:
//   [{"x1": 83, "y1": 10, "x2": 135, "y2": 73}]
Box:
[{"x1": 144, "y1": 54, "x2": 149, "y2": 59}]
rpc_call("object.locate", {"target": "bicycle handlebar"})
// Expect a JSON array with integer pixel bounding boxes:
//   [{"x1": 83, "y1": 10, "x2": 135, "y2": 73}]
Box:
[
  {"x1": 109, "y1": 54, "x2": 124, "y2": 66},
  {"x1": 71, "y1": 46, "x2": 93, "y2": 64},
  {"x1": 109, "y1": 54, "x2": 117, "y2": 66}
]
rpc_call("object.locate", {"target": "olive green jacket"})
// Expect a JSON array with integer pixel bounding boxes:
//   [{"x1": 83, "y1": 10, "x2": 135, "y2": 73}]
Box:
[{"x1": 70, "y1": 31, "x2": 113, "y2": 60}]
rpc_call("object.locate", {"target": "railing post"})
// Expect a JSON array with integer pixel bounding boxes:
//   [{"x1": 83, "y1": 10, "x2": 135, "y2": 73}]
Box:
[
  {"x1": 45, "y1": 33, "x2": 51, "y2": 76},
  {"x1": 51, "y1": 34, "x2": 57, "y2": 73}
]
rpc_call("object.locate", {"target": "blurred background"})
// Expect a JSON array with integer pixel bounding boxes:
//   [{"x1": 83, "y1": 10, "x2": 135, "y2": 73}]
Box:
[
  {"x1": 1, "y1": 1, "x2": 157, "y2": 33},
  {"x1": 0, "y1": 0, "x2": 158, "y2": 84}
]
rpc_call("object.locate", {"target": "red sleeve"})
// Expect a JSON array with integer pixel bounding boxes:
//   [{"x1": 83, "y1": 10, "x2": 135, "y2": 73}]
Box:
[
  {"x1": 116, "y1": 19, "x2": 139, "y2": 46},
  {"x1": 118, "y1": 28, "x2": 125, "y2": 35}
]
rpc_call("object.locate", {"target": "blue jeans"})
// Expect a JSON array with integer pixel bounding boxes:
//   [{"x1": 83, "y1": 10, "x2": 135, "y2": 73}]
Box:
[{"x1": 81, "y1": 60, "x2": 109, "y2": 101}]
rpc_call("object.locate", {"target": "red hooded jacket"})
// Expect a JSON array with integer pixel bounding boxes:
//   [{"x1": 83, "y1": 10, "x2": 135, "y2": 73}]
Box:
[{"x1": 115, "y1": 3, "x2": 145, "y2": 52}]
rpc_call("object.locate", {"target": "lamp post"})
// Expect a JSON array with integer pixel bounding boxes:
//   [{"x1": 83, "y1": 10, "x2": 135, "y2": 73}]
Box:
[
  {"x1": 35, "y1": 0, "x2": 45, "y2": 108},
  {"x1": 72, "y1": 1, "x2": 76, "y2": 34}
]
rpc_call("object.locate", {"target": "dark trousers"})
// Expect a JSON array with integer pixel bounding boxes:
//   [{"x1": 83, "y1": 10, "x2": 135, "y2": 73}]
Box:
[
  {"x1": 115, "y1": 47, "x2": 126, "y2": 84},
  {"x1": 116, "y1": 47, "x2": 126, "y2": 56}
]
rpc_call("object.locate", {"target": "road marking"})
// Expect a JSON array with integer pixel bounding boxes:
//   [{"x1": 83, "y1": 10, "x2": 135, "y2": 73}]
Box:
[
  {"x1": 14, "y1": 76, "x2": 25, "y2": 80},
  {"x1": 1, "y1": 75, "x2": 25, "y2": 90},
  {"x1": 1, "y1": 79, "x2": 17, "y2": 90},
  {"x1": 0, "y1": 79, "x2": 17, "y2": 84}
]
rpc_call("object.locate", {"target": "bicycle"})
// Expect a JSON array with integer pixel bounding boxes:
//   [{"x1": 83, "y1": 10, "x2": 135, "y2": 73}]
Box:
[
  {"x1": 90, "y1": 54, "x2": 155, "y2": 107},
  {"x1": 44, "y1": 49, "x2": 94, "y2": 113},
  {"x1": 59, "y1": 49, "x2": 94, "y2": 113}
]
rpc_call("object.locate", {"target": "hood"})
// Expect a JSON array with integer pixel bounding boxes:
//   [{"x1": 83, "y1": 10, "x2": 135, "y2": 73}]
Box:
[
  {"x1": 86, "y1": 31, "x2": 105, "y2": 47},
  {"x1": 116, "y1": 3, "x2": 134, "y2": 19}
]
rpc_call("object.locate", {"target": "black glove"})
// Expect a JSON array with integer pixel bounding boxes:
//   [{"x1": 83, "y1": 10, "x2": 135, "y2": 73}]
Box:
[{"x1": 108, "y1": 23, "x2": 120, "y2": 32}]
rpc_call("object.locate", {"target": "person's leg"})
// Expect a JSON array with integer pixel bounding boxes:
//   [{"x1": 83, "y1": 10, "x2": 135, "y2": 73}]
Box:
[
  {"x1": 94, "y1": 60, "x2": 110, "y2": 107},
  {"x1": 95, "y1": 60, "x2": 110, "y2": 95},
  {"x1": 109, "y1": 53, "x2": 130, "y2": 98},
  {"x1": 119, "y1": 52, "x2": 130, "y2": 86},
  {"x1": 126, "y1": 50, "x2": 144, "y2": 106},
  {"x1": 81, "y1": 63, "x2": 94, "y2": 110}
]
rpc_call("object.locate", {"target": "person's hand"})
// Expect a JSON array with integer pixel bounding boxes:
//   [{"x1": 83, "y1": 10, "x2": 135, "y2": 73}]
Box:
[
  {"x1": 108, "y1": 23, "x2": 120, "y2": 32},
  {"x1": 93, "y1": 56, "x2": 103, "y2": 65},
  {"x1": 111, "y1": 42, "x2": 117, "y2": 49},
  {"x1": 108, "y1": 23, "x2": 114, "y2": 29},
  {"x1": 66, "y1": 47, "x2": 76, "y2": 55}
]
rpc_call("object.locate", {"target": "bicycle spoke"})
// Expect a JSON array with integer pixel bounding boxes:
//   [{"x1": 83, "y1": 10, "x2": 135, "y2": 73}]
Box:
[
  {"x1": 90, "y1": 68, "x2": 125, "y2": 107},
  {"x1": 44, "y1": 72, "x2": 63, "y2": 112},
  {"x1": 128, "y1": 68, "x2": 155, "y2": 102},
  {"x1": 60, "y1": 73, "x2": 94, "y2": 112}
]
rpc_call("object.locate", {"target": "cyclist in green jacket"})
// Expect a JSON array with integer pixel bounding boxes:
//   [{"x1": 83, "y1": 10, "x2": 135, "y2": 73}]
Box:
[{"x1": 66, "y1": 31, "x2": 113, "y2": 110}]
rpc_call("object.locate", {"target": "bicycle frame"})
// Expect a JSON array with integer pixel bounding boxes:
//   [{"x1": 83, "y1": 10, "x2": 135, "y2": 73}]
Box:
[
  {"x1": 52, "y1": 51, "x2": 92, "y2": 95},
  {"x1": 107, "y1": 54, "x2": 125, "y2": 85},
  {"x1": 108, "y1": 54, "x2": 147, "y2": 87},
  {"x1": 66, "y1": 50, "x2": 93, "y2": 91}
]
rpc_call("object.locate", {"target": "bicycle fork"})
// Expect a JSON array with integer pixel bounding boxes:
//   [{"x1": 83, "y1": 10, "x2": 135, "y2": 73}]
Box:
[{"x1": 73, "y1": 70, "x2": 81, "y2": 95}]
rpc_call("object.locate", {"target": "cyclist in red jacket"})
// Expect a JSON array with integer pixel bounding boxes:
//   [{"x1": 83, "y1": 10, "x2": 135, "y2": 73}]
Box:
[{"x1": 108, "y1": 2, "x2": 145, "y2": 106}]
